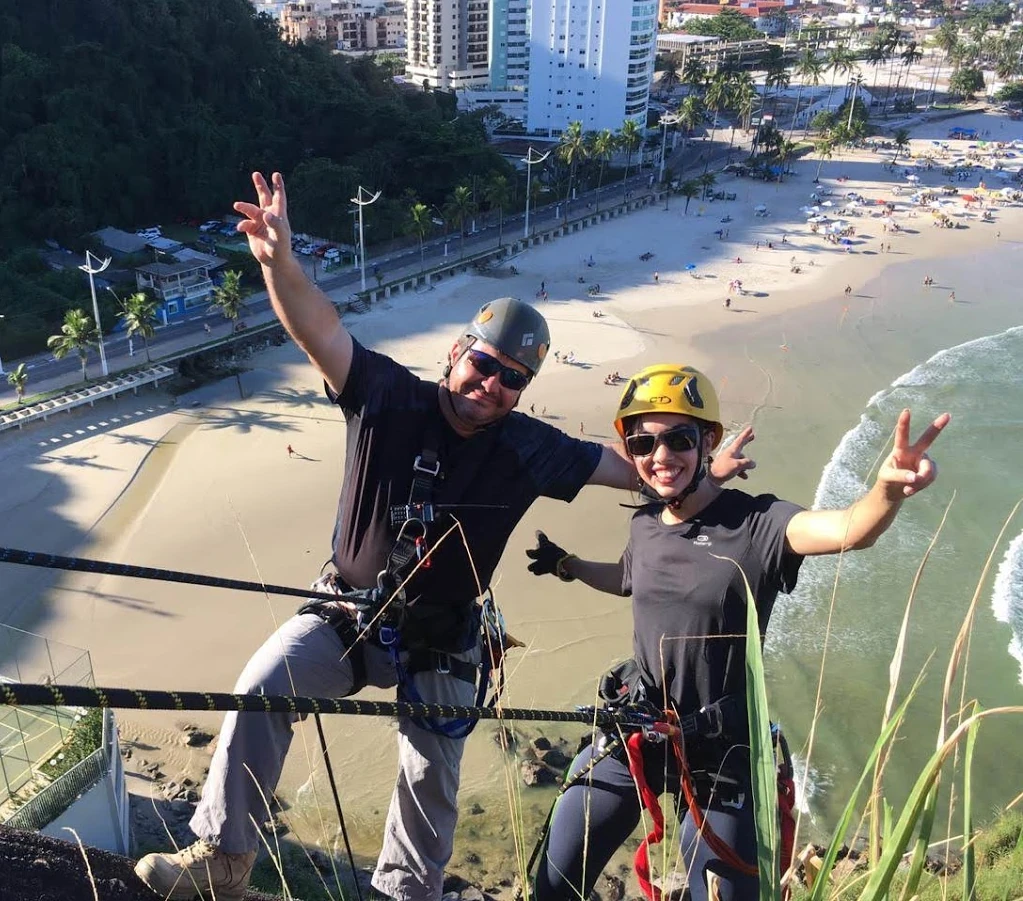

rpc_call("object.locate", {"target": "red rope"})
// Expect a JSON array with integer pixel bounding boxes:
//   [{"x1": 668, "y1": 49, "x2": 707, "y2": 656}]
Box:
[{"x1": 624, "y1": 731, "x2": 667, "y2": 901}]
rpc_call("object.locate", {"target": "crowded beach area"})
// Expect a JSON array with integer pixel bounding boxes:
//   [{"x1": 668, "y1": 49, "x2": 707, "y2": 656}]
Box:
[{"x1": 2, "y1": 107, "x2": 1023, "y2": 874}]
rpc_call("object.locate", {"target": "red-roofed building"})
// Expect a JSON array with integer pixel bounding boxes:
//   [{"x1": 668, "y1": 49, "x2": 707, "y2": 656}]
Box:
[{"x1": 661, "y1": 0, "x2": 797, "y2": 34}]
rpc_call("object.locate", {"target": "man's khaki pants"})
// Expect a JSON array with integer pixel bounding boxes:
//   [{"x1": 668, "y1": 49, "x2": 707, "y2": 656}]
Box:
[{"x1": 189, "y1": 584, "x2": 482, "y2": 901}]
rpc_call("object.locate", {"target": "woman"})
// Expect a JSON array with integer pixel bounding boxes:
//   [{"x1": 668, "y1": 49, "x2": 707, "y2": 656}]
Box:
[{"x1": 526, "y1": 364, "x2": 948, "y2": 901}]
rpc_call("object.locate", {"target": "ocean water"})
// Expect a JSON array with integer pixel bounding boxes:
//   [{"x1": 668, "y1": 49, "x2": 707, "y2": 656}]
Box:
[{"x1": 720, "y1": 241, "x2": 1023, "y2": 832}]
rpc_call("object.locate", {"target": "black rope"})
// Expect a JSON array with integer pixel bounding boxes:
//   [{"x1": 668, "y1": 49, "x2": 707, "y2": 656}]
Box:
[
  {"x1": 525, "y1": 736, "x2": 623, "y2": 876},
  {"x1": 0, "y1": 683, "x2": 654, "y2": 731},
  {"x1": 0, "y1": 546, "x2": 352, "y2": 606},
  {"x1": 314, "y1": 713, "x2": 363, "y2": 901}
]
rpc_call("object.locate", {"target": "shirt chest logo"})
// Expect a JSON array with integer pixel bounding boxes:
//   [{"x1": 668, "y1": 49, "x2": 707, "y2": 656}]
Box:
[{"x1": 694, "y1": 534, "x2": 713, "y2": 548}]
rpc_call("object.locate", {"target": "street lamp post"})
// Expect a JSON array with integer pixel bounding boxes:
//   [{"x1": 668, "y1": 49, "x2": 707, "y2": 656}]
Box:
[
  {"x1": 659, "y1": 113, "x2": 682, "y2": 185},
  {"x1": 350, "y1": 186, "x2": 382, "y2": 292},
  {"x1": 521, "y1": 146, "x2": 552, "y2": 239},
  {"x1": 79, "y1": 250, "x2": 111, "y2": 378},
  {"x1": 0, "y1": 314, "x2": 5, "y2": 375}
]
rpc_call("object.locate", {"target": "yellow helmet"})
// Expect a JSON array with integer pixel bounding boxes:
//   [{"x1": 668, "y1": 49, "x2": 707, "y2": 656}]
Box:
[{"x1": 614, "y1": 364, "x2": 724, "y2": 448}]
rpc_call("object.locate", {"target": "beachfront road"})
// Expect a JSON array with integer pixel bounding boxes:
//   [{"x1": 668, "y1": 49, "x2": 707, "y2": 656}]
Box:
[{"x1": 0, "y1": 131, "x2": 745, "y2": 399}]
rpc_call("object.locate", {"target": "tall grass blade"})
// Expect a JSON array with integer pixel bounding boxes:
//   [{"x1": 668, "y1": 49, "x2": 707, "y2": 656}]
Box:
[
  {"x1": 903, "y1": 498, "x2": 1022, "y2": 899},
  {"x1": 807, "y1": 676, "x2": 925, "y2": 901},
  {"x1": 858, "y1": 707, "x2": 1023, "y2": 901},
  {"x1": 739, "y1": 563, "x2": 781, "y2": 901},
  {"x1": 870, "y1": 494, "x2": 955, "y2": 866},
  {"x1": 962, "y1": 703, "x2": 981, "y2": 901}
]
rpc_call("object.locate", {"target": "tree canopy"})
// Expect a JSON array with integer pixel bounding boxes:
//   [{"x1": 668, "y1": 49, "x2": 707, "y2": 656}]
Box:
[
  {"x1": 0, "y1": 0, "x2": 513, "y2": 357},
  {"x1": 683, "y1": 9, "x2": 763, "y2": 42}
]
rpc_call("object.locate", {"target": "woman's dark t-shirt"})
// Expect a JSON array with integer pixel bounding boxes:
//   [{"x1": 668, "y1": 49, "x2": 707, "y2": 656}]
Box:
[{"x1": 621, "y1": 489, "x2": 804, "y2": 727}]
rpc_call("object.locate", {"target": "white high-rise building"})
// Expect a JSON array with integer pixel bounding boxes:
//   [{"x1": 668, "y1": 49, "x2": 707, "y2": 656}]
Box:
[
  {"x1": 458, "y1": 0, "x2": 658, "y2": 135},
  {"x1": 406, "y1": 0, "x2": 491, "y2": 90}
]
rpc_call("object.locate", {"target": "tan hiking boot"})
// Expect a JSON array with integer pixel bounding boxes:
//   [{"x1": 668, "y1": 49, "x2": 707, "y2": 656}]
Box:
[{"x1": 134, "y1": 839, "x2": 256, "y2": 900}]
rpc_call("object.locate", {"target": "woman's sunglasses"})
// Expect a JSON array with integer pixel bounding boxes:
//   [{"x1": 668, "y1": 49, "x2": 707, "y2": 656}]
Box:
[
  {"x1": 465, "y1": 348, "x2": 531, "y2": 391},
  {"x1": 625, "y1": 424, "x2": 701, "y2": 458}
]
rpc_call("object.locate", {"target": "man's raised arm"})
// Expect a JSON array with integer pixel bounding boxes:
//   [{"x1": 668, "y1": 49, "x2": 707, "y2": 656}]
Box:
[{"x1": 234, "y1": 171, "x2": 354, "y2": 396}]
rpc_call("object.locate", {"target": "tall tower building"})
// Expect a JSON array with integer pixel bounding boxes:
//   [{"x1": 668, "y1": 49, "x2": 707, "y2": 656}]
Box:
[
  {"x1": 406, "y1": 0, "x2": 492, "y2": 90},
  {"x1": 524, "y1": 0, "x2": 658, "y2": 135},
  {"x1": 489, "y1": 0, "x2": 530, "y2": 90}
]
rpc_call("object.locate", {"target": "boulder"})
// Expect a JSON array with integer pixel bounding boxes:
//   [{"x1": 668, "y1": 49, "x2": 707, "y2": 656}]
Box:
[{"x1": 521, "y1": 759, "x2": 556, "y2": 787}]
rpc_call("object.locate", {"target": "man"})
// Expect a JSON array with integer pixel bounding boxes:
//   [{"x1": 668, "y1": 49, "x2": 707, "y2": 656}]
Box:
[{"x1": 135, "y1": 172, "x2": 753, "y2": 901}]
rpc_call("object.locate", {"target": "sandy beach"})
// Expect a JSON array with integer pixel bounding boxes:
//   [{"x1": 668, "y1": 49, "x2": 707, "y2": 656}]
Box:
[{"x1": 3, "y1": 109, "x2": 1023, "y2": 871}]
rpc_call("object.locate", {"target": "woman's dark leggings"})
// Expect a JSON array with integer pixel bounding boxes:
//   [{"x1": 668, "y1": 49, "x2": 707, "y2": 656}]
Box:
[{"x1": 535, "y1": 740, "x2": 759, "y2": 901}]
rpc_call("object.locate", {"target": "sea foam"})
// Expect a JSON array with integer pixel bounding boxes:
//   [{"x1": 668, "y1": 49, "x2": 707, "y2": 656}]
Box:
[{"x1": 991, "y1": 528, "x2": 1023, "y2": 687}]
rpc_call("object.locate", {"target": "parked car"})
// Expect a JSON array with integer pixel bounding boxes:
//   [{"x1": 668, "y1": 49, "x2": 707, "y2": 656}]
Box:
[{"x1": 199, "y1": 220, "x2": 222, "y2": 233}]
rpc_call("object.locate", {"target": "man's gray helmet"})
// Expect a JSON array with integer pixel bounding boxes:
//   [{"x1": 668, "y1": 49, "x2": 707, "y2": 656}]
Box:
[{"x1": 463, "y1": 297, "x2": 550, "y2": 376}]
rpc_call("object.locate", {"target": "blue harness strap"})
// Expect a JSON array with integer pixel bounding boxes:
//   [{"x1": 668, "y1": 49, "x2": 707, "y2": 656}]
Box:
[{"x1": 383, "y1": 623, "x2": 494, "y2": 740}]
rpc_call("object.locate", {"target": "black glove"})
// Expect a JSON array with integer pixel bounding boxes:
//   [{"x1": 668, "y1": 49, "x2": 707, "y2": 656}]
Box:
[{"x1": 525, "y1": 530, "x2": 572, "y2": 578}]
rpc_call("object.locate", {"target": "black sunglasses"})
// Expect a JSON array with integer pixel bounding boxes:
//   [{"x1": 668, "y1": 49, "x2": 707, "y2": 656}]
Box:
[
  {"x1": 625, "y1": 424, "x2": 701, "y2": 458},
  {"x1": 465, "y1": 348, "x2": 531, "y2": 391}
]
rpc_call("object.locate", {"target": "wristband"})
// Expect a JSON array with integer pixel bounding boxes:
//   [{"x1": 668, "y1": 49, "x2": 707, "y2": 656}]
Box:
[{"x1": 555, "y1": 554, "x2": 578, "y2": 582}]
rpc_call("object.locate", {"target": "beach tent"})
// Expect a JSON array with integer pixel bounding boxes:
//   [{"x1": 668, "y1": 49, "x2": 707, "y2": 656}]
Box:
[{"x1": 754, "y1": 204, "x2": 768, "y2": 212}]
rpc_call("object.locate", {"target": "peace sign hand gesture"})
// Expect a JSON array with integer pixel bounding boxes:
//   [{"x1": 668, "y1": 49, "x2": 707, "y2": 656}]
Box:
[
  {"x1": 233, "y1": 172, "x2": 293, "y2": 268},
  {"x1": 877, "y1": 409, "x2": 951, "y2": 498}
]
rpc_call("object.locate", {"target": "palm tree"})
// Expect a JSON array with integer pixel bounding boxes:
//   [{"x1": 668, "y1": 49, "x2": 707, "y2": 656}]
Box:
[
  {"x1": 678, "y1": 180, "x2": 700, "y2": 215},
  {"x1": 681, "y1": 57, "x2": 708, "y2": 94},
  {"x1": 408, "y1": 202, "x2": 431, "y2": 272},
  {"x1": 677, "y1": 95, "x2": 704, "y2": 156},
  {"x1": 47, "y1": 309, "x2": 97, "y2": 381},
  {"x1": 444, "y1": 185, "x2": 476, "y2": 256},
  {"x1": 483, "y1": 175, "x2": 512, "y2": 244},
  {"x1": 704, "y1": 72, "x2": 731, "y2": 130},
  {"x1": 929, "y1": 22, "x2": 959, "y2": 106},
  {"x1": 211, "y1": 270, "x2": 245, "y2": 325},
  {"x1": 730, "y1": 73, "x2": 758, "y2": 134},
  {"x1": 556, "y1": 121, "x2": 588, "y2": 221},
  {"x1": 845, "y1": 72, "x2": 865, "y2": 128},
  {"x1": 589, "y1": 129, "x2": 617, "y2": 211},
  {"x1": 825, "y1": 45, "x2": 855, "y2": 115},
  {"x1": 776, "y1": 139, "x2": 798, "y2": 181},
  {"x1": 6, "y1": 363, "x2": 28, "y2": 405},
  {"x1": 697, "y1": 171, "x2": 717, "y2": 200},
  {"x1": 814, "y1": 136, "x2": 835, "y2": 181},
  {"x1": 119, "y1": 291, "x2": 158, "y2": 363},
  {"x1": 618, "y1": 118, "x2": 643, "y2": 200},
  {"x1": 892, "y1": 127, "x2": 911, "y2": 163},
  {"x1": 660, "y1": 54, "x2": 683, "y2": 94},
  {"x1": 790, "y1": 49, "x2": 824, "y2": 137},
  {"x1": 865, "y1": 37, "x2": 889, "y2": 105},
  {"x1": 882, "y1": 28, "x2": 906, "y2": 116},
  {"x1": 899, "y1": 40, "x2": 924, "y2": 105}
]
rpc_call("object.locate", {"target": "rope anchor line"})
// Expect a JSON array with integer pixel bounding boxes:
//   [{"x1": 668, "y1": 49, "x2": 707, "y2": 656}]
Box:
[
  {"x1": 0, "y1": 682, "x2": 653, "y2": 731},
  {"x1": 0, "y1": 546, "x2": 345, "y2": 605}
]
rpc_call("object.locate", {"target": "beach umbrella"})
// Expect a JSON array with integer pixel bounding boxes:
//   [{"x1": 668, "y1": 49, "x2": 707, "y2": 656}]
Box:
[
  {"x1": 820, "y1": 200, "x2": 834, "y2": 207},
  {"x1": 961, "y1": 194, "x2": 979, "y2": 202},
  {"x1": 807, "y1": 215, "x2": 829, "y2": 223},
  {"x1": 754, "y1": 204, "x2": 768, "y2": 212},
  {"x1": 684, "y1": 263, "x2": 697, "y2": 271},
  {"x1": 906, "y1": 175, "x2": 920, "y2": 183}
]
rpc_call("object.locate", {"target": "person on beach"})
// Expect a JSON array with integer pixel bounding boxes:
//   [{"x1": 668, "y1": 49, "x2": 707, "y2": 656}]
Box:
[
  {"x1": 286, "y1": 444, "x2": 295, "y2": 458},
  {"x1": 133, "y1": 171, "x2": 755, "y2": 901},
  {"x1": 527, "y1": 364, "x2": 949, "y2": 901}
]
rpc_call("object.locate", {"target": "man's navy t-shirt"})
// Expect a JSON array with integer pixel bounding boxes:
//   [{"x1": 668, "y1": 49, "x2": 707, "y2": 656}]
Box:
[
  {"x1": 621, "y1": 489, "x2": 804, "y2": 725},
  {"x1": 329, "y1": 340, "x2": 601, "y2": 640}
]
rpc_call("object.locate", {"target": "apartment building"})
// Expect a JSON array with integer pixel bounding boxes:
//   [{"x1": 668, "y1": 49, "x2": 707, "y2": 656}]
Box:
[
  {"x1": 406, "y1": 0, "x2": 491, "y2": 89},
  {"x1": 457, "y1": 0, "x2": 658, "y2": 135},
  {"x1": 280, "y1": 0, "x2": 406, "y2": 51}
]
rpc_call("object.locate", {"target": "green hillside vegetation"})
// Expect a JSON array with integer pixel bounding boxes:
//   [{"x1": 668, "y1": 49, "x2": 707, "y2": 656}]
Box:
[{"x1": 0, "y1": 0, "x2": 512, "y2": 356}]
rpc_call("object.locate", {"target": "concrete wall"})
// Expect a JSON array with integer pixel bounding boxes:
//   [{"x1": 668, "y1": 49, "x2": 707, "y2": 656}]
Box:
[{"x1": 39, "y1": 712, "x2": 130, "y2": 855}]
